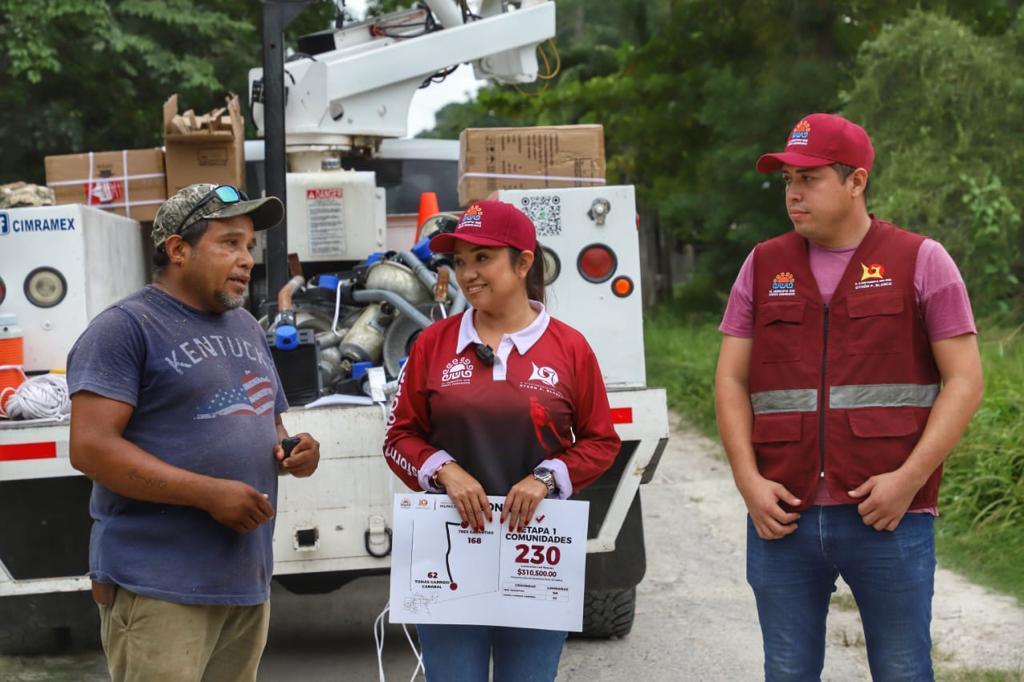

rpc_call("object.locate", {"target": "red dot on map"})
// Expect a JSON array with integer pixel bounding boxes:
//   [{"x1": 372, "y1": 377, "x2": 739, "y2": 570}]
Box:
[{"x1": 450, "y1": 583, "x2": 458, "y2": 591}]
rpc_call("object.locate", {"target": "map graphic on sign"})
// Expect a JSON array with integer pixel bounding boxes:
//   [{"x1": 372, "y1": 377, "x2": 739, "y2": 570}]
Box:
[
  {"x1": 409, "y1": 518, "x2": 501, "y2": 600},
  {"x1": 389, "y1": 494, "x2": 589, "y2": 632}
]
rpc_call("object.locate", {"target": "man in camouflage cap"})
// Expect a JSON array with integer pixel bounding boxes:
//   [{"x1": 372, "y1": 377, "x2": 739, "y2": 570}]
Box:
[
  {"x1": 148, "y1": 183, "x2": 284, "y2": 311},
  {"x1": 67, "y1": 183, "x2": 320, "y2": 681},
  {"x1": 151, "y1": 183, "x2": 284, "y2": 250}
]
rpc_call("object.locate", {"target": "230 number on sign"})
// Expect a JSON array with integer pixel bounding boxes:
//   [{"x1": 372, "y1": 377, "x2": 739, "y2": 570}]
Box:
[{"x1": 514, "y1": 544, "x2": 561, "y2": 566}]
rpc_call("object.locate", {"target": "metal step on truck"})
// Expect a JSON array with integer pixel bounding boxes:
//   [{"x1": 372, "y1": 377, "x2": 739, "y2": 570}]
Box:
[{"x1": 0, "y1": 0, "x2": 669, "y2": 654}]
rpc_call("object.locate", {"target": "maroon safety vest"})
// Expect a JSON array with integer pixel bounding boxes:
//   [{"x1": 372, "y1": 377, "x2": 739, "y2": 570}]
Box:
[{"x1": 749, "y1": 218, "x2": 941, "y2": 511}]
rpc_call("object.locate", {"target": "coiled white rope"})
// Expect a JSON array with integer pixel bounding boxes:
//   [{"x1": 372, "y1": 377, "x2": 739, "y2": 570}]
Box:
[{"x1": 0, "y1": 371, "x2": 70, "y2": 420}]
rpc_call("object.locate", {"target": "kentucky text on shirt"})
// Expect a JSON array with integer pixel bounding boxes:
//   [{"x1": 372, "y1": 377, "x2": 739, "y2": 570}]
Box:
[{"x1": 164, "y1": 335, "x2": 273, "y2": 375}]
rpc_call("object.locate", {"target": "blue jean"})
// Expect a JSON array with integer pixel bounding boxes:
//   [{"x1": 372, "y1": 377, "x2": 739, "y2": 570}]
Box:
[
  {"x1": 746, "y1": 504, "x2": 936, "y2": 682},
  {"x1": 416, "y1": 623, "x2": 567, "y2": 682}
]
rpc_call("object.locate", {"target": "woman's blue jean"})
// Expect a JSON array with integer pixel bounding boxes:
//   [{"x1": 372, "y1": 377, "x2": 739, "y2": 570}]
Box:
[
  {"x1": 747, "y1": 504, "x2": 936, "y2": 682},
  {"x1": 416, "y1": 623, "x2": 567, "y2": 682}
]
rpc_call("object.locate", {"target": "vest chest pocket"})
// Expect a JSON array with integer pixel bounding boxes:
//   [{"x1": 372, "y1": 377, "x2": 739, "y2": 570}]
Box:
[
  {"x1": 756, "y1": 301, "x2": 806, "y2": 363},
  {"x1": 844, "y1": 291, "x2": 905, "y2": 355}
]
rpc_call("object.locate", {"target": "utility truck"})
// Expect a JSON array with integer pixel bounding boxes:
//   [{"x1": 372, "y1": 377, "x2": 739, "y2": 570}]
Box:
[{"x1": 0, "y1": 0, "x2": 668, "y2": 653}]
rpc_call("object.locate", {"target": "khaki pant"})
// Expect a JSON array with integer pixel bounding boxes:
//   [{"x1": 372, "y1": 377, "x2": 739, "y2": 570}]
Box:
[{"x1": 97, "y1": 586, "x2": 270, "y2": 682}]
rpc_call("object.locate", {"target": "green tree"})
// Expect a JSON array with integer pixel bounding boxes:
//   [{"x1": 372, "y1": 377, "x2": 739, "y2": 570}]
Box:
[
  {"x1": 424, "y1": 0, "x2": 1022, "y2": 314},
  {"x1": 0, "y1": 0, "x2": 335, "y2": 185},
  {"x1": 843, "y1": 11, "x2": 1024, "y2": 315}
]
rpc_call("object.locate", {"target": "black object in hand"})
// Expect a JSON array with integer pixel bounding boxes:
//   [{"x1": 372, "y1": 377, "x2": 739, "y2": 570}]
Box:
[{"x1": 281, "y1": 436, "x2": 301, "y2": 459}]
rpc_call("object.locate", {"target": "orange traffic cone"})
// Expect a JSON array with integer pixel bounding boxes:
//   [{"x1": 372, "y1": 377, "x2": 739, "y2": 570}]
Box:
[{"x1": 416, "y1": 192, "x2": 441, "y2": 244}]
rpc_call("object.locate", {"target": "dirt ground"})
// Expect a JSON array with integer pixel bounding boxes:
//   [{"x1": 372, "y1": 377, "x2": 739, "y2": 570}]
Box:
[{"x1": 3, "y1": 413, "x2": 1023, "y2": 681}]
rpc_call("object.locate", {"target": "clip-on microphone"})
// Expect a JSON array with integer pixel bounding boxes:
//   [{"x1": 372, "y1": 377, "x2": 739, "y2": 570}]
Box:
[{"x1": 474, "y1": 343, "x2": 495, "y2": 366}]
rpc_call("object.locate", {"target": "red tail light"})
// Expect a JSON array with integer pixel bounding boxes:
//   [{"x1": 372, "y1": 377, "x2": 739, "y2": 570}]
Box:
[{"x1": 577, "y1": 244, "x2": 617, "y2": 283}]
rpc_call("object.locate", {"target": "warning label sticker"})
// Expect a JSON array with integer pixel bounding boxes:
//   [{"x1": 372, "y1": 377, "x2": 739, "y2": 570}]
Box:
[
  {"x1": 85, "y1": 179, "x2": 123, "y2": 205},
  {"x1": 306, "y1": 187, "x2": 345, "y2": 257}
]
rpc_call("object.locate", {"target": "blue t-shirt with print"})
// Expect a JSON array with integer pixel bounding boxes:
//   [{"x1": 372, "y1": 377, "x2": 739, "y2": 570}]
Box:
[{"x1": 67, "y1": 285, "x2": 288, "y2": 606}]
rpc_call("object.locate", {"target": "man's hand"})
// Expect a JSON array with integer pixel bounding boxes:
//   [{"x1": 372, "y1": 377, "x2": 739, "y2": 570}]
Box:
[
  {"x1": 275, "y1": 432, "x2": 320, "y2": 477},
  {"x1": 436, "y1": 462, "x2": 491, "y2": 532},
  {"x1": 502, "y1": 475, "x2": 549, "y2": 532},
  {"x1": 738, "y1": 474, "x2": 802, "y2": 540},
  {"x1": 716, "y1": 335, "x2": 800, "y2": 541},
  {"x1": 202, "y1": 479, "x2": 275, "y2": 533},
  {"x1": 849, "y1": 469, "x2": 920, "y2": 531}
]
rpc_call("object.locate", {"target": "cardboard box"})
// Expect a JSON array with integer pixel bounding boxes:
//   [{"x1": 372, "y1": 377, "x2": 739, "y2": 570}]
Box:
[
  {"x1": 458, "y1": 125, "x2": 606, "y2": 206},
  {"x1": 163, "y1": 94, "x2": 245, "y2": 196},
  {"x1": 44, "y1": 148, "x2": 166, "y2": 222}
]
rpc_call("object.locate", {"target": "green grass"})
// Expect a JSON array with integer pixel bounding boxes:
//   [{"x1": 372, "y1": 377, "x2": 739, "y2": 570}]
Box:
[
  {"x1": 937, "y1": 670, "x2": 1024, "y2": 682},
  {"x1": 644, "y1": 310, "x2": 720, "y2": 437},
  {"x1": 643, "y1": 307, "x2": 1024, "y2": 603},
  {"x1": 935, "y1": 326, "x2": 1024, "y2": 602},
  {"x1": 829, "y1": 592, "x2": 859, "y2": 612}
]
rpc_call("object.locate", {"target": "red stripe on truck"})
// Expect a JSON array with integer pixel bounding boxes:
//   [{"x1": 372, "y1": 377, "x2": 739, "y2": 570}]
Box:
[
  {"x1": 610, "y1": 407, "x2": 633, "y2": 424},
  {"x1": 0, "y1": 442, "x2": 58, "y2": 461}
]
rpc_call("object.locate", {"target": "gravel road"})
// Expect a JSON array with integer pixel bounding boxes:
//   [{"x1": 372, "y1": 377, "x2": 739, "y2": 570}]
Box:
[{"x1": 3, "y1": 413, "x2": 1022, "y2": 681}]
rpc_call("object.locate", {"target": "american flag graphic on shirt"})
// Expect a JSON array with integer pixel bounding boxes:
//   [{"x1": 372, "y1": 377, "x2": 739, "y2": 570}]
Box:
[{"x1": 194, "y1": 371, "x2": 275, "y2": 420}]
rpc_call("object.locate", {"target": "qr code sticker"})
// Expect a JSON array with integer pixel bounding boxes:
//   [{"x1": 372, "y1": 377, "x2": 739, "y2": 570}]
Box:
[{"x1": 519, "y1": 195, "x2": 562, "y2": 237}]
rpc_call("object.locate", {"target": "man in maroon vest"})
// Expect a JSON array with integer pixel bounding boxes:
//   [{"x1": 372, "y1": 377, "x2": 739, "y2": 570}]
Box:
[{"x1": 715, "y1": 113, "x2": 983, "y2": 680}]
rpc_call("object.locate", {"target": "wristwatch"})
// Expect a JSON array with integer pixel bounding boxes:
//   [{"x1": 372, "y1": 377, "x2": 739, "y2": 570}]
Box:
[{"x1": 533, "y1": 467, "x2": 557, "y2": 497}]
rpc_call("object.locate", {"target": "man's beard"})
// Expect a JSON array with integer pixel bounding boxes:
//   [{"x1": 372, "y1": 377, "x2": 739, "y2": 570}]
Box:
[{"x1": 215, "y1": 290, "x2": 246, "y2": 310}]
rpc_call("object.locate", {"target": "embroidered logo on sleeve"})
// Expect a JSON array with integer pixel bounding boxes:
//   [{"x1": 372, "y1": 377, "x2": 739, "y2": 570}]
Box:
[
  {"x1": 528, "y1": 363, "x2": 559, "y2": 388},
  {"x1": 768, "y1": 272, "x2": 796, "y2": 297},
  {"x1": 855, "y1": 262, "x2": 893, "y2": 290},
  {"x1": 441, "y1": 357, "x2": 474, "y2": 387}
]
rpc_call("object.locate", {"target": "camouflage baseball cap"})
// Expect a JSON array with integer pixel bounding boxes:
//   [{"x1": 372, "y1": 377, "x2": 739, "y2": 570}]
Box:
[{"x1": 151, "y1": 183, "x2": 284, "y2": 247}]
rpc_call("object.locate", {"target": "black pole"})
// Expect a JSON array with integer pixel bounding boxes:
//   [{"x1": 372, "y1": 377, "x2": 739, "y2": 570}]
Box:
[{"x1": 261, "y1": 0, "x2": 315, "y2": 309}]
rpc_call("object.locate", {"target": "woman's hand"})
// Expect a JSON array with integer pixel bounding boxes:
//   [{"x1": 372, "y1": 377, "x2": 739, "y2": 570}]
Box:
[
  {"x1": 502, "y1": 475, "x2": 549, "y2": 532},
  {"x1": 436, "y1": 462, "x2": 492, "y2": 531}
]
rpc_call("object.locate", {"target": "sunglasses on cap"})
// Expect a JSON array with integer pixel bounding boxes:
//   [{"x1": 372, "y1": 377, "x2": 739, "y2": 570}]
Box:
[{"x1": 176, "y1": 184, "x2": 248, "y2": 236}]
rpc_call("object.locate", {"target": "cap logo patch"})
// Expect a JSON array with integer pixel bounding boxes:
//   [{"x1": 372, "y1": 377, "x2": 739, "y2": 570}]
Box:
[
  {"x1": 460, "y1": 204, "x2": 484, "y2": 229},
  {"x1": 788, "y1": 120, "x2": 811, "y2": 147},
  {"x1": 855, "y1": 262, "x2": 893, "y2": 290},
  {"x1": 769, "y1": 271, "x2": 796, "y2": 297}
]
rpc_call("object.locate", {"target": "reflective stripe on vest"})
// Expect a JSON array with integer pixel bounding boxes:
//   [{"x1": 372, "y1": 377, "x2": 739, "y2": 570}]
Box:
[
  {"x1": 829, "y1": 383, "x2": 939, "y2": 409},
  {"x1": 751, "y1": 383, "x2": 938, "y2": 414},
  {"x1": 750, "y1": 389, "x2": 818, "y2": 415}
]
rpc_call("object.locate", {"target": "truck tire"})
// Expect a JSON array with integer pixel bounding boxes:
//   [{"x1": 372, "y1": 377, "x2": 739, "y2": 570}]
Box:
[{"x1": 579, "y1": 586, "x2": 636, "y2": 639}]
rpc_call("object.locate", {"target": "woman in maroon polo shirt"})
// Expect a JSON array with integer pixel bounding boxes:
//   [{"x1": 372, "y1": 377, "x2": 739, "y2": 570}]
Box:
[{"x1": 383, "y1": 200, "x2": 621, "y2": 681}]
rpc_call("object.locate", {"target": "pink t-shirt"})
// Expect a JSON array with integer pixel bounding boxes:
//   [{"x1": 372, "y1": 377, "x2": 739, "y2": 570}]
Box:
[{"x1": 720, "y1": 238, "x2": 977, "y2": 510}]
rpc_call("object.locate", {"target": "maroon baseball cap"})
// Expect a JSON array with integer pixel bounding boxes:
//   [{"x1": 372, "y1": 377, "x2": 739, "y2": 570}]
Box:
[
  {"x1": 756, "y1": 113, "x2": 874, "y2": 173},
  {"x1": 429, "y1": 200, "x2": 537, "y2": 253}
]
